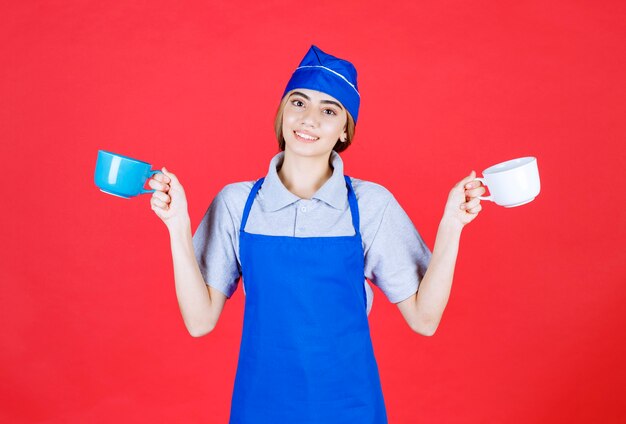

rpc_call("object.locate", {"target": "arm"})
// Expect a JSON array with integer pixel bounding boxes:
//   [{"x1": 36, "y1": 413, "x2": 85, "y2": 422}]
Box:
[
  {"x1": 150, "y1": 168, "x2": 228, "y2": 338},
  {"x1": 397, "y1": 171, "x2": 484, "y2": 336},
  {"x1": 169, "y1": 221, "x2": 227, "y2": 337}
]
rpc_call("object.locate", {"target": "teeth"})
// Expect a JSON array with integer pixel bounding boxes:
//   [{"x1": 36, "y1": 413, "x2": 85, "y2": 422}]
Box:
[{"x1": 295, "y1": 131, "x2": 318, "y2": 140}]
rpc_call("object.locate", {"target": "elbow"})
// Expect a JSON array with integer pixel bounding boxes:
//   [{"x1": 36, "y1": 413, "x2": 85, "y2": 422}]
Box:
[
  {"x1": 187, "y1": 321, "x2": 216, "y2": 338},
  {"x1": 417, "y1": 325, "x2": 437, "y2": 337},
  {"x1": 410, "y1": 318, "x2": 439, "y2": 337}
]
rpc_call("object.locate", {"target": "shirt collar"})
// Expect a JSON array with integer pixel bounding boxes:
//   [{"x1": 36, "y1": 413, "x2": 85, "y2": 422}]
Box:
[{"x1": 260, "y1": 151, "x2": 348, "y2": 212}]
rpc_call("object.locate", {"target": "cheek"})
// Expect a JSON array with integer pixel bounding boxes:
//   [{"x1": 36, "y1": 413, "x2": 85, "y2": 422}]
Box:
[
  {"x1": 282, "y1": 111, "x2": 298, "y2": 130},
  {"x1": 321, "y1": 121, "x2": 344, "y2": 139},
  {"x1": 281, "y1": 114, "x2": 291, "y2": 135}
]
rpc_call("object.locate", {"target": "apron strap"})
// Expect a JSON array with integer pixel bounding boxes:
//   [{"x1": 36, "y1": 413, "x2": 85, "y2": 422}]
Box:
[
  {"x1": 344, "y1": 175, "x2": 361, "y2": 234},
  {"x1": 240, "y1": 178, "x2": 265, "y2": 232},
  {"x1": 240, "y1": 176, "x2": 360, "y2": 235}
]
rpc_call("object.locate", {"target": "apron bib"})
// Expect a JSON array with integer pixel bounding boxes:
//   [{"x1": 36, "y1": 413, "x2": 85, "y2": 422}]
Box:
[{"x1": 229, "y1": 176, "x2": 387, "y2": 424}]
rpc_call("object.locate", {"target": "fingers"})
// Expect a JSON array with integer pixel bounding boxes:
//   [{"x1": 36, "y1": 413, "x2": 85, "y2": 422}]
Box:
[
  {"x1": 460, "y1": 197, "x2": 482, "y2": 216},
  {"x1": 447, "y1": 171, "x2": 484, "y2": 224},
  {"x1": 148, "y1": 167, "x2": 186, "y2": 219},
  {"x1": 461, "y1": 196, "x2": 481, "y2": 211},
  {"x1": 464, "y1": 178, "x2": 482, "y2": 190},
  {"x1": 465, "y1": 185, "x2": 486, "y2": 198},
  {"x1": 161, "y1": 167, "x2": 179, "y2": 185},
  {"x1": 462, "y1": 172, "x2": 486, "y2": 198},
  {"x1": 154, "y1": 190, "x2": 170, "y2": 203},
  {"x1": 467, "y1": 203, "x2": 482, "y2": 214},
  {"x1": 149, "y1": 167, "x2": 178, "y2": 192},
  {"x1": 149, "y1": 177, "x2": 169, "y2": 192},
  {"x1": 151, "y1": 190, "x2": 171, "y2": 210},
  {"x1": 152, "y1": 170, "x2": 171, "y2": 184}
]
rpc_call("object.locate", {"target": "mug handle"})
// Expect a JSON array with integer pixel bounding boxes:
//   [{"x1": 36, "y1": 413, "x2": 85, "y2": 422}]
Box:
[
  {"x1": 475, "y1": 177, "x2": 493, "y2": 202},
  {"x1": 141, "y1": 170, "x2": 163, "y2": 194}
]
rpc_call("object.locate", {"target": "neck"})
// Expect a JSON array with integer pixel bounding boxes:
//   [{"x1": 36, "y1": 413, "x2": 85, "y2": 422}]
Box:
[{"x1": 278, "y1": 151, "x2": 333, "y2": 199}]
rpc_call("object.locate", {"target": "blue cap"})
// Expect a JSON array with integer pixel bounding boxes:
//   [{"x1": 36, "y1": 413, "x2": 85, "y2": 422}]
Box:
[{"x1": 282, "y1": 45, "x2": 360, "y2": 124}]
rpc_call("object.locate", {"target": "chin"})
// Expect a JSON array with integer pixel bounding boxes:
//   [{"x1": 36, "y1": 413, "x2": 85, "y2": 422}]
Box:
[{"x1": 284, "y1": 141, "x2": 333, "y2": 159}]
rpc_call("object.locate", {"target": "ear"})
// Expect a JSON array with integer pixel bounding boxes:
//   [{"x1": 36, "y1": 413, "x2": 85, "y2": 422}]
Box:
[{"x1": 340, "y1": 127, "x2": 348, "y2": 143}]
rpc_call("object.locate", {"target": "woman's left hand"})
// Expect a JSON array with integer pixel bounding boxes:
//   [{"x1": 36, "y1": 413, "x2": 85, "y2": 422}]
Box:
[{"x1": 442, "y1": 171, "x2": 486, "y2": 228}]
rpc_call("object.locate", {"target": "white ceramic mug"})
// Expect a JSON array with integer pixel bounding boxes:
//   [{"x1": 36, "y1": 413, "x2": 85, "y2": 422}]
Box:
[{"x1": 476, "y1": 157, "x2": 540, "y2": 207}]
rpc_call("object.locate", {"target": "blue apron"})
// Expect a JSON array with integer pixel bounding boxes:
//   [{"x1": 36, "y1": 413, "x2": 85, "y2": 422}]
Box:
[{"x1": 229, "y1": 176, "x2": 388, "y2": 424}]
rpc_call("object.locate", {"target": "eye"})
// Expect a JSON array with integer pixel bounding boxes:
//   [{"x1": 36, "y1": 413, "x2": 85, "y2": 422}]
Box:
[
  {"x1": 290, "y1": 99, "x2": 305, "y2": 107},
  {"x1": 323, "y1": 108, "x2": 337, "y2": 116}
]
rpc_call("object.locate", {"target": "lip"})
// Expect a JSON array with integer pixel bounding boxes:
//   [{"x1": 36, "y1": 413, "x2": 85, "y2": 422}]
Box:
[{"x1": 293, "y1": 130, "x2": 319, "y2": 143}]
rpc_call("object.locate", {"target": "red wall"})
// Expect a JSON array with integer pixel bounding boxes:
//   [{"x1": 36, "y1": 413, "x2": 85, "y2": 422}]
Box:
[{"x1": 2, "y1": 1, "x2": 625, "y2": 423}]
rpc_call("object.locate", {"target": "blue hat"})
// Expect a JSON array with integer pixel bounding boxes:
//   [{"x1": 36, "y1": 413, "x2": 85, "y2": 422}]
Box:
[{"x1": 282, "y1": 45, "x2": 360, "y2": 124}]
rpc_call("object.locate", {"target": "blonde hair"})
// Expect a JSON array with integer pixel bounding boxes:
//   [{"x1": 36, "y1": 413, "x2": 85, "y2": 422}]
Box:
[{"x1": 274, "y1": 91, "x2": 356, "y2": 153}]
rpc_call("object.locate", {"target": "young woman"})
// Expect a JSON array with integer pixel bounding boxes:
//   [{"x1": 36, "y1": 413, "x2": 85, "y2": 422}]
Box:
[{"x1": 149, "y1": 45, "x2": 485, "y2": 423}]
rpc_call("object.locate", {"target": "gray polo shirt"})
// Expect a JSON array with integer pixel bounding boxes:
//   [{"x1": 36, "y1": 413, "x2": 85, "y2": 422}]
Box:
[{"x1": 192, "y1": 151, "x2": 431, "y2": 315}]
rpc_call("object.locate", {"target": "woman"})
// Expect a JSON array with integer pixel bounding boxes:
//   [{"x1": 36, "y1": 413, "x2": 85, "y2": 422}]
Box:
[{"x1": 149, "y1": 45, "x2": 485, "y2": 423}]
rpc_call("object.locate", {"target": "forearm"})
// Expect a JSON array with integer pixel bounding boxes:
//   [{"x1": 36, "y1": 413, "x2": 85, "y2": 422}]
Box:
[
  {"x1": 413, "y1": 217, "x2": 463, "y2": 334},
  {"x1": 168, "y1": 219, "x2": 216, "y2": 337},
  {"x1": 397, "y1": 172, "x2": 483, "y2": 335}
]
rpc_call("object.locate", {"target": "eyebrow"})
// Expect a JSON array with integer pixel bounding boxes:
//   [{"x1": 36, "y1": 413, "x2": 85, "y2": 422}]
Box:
[{"x1": 290, "y1": 91, "x2": 344, "y2": 110}]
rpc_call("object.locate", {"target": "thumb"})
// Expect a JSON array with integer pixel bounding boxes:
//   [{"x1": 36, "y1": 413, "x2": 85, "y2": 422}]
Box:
[{"x1": 458, "y1": 170, "x2": 476, "y2": 188}]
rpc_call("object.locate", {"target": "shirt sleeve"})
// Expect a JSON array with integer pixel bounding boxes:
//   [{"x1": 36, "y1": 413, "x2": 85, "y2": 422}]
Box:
[
  {"x1": 192, "y1": 189, "x2": 241, "y2": 298},
  {"x1": 364, "y1": 195, "x2": 432, "y2": 304}
]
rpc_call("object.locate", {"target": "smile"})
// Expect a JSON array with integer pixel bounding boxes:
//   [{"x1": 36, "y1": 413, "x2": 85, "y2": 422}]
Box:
[{"x1": 294, "y1": 131, "x2": 319, "y2": 142}]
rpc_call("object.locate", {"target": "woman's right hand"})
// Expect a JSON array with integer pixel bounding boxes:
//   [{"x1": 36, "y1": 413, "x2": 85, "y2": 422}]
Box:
[{"x1": 149, "y1": 167, "x2": 190, "y2": 231}]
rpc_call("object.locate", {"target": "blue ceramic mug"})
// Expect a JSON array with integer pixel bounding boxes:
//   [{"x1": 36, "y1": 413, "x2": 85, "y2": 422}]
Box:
[{"x1": 94, "y1": 150, "x2": 162, "y2": 198}]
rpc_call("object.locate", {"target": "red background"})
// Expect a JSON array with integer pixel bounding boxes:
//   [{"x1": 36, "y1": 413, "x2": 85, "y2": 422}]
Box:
[{"x1": 2, "y1": 1, "x2": 625, "y2": 423}]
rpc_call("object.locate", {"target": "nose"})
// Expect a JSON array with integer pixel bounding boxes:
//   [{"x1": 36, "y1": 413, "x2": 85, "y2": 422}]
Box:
[{"x1": 300, "y1": 106, "x2": 318, "y2": 127}]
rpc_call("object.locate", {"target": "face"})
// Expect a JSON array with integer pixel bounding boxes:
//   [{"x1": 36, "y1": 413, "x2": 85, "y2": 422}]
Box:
[{"x1": 281, "y1": 89, "x2": 348, "y2": 159}]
